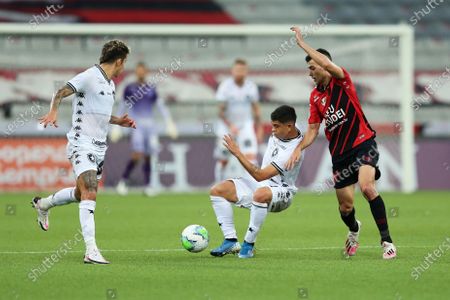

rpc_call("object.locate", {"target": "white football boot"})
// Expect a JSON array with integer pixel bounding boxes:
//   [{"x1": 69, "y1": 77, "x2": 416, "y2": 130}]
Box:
[
  {"x1": 344, "y1": 220, "x2": 361, "y2": 257},
  {"x1": 84, "y1": 248, "x2": 110, "y2": 264},
  {"x1": 382, "y1": 241, "x2": 397, "y2": 260},
  {"x1": 31, "y1": 197, "x2": 49, "y2": 231}
]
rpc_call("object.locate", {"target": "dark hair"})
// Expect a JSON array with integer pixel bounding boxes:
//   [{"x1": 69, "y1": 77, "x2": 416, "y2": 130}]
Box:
[
  {"x1": 99, "y1": 40, "x2": 130, "y2": 64},
  {"x1": 305, "y1": 48, "x2": 332, "y2": 62},
  {"x1": 271, "y1": 105, "x2": 297, "y2": 123},
  {"x1": 234, "y1": 58, "x2": 247, "y2": 66}
]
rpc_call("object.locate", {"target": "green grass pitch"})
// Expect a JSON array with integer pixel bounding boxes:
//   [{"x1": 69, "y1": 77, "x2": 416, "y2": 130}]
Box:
[{"x1": 1, "y1": 191, "x2": 449, "y2": 300}]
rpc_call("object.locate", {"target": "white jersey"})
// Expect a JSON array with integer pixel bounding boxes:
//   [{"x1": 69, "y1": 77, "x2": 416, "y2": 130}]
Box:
[
  {"x1": 216, "y1": 77, "x2": 259, "y2": 128},
  {"x1": 261, "y1": 130, "x2": 304, "y2": 193},
  {"x1": 66, "y1": 65, "x2": 115, "y2": 149}
]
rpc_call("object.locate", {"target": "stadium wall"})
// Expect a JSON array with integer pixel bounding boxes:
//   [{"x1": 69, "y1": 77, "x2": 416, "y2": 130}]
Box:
[{"x1": 1, "y1": 137, "x2": 449, "y2": 192}]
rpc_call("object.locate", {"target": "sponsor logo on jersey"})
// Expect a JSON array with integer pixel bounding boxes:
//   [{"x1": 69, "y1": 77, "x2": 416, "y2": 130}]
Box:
[
  {"x1": 324, "y1": 104, "x2": 346, "y2": 128},
  {"x1": 91, "y1": 139, "x2": 107, "y2": 147},
  {"x1": 271, "y1": 148, "x2": 278, "y2": 157}
]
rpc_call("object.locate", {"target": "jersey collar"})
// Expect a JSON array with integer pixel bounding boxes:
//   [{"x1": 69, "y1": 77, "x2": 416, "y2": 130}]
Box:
[
  {"x1": 278, "y1": 128, "x2": 302, "y2": 143},
  {"x1": 95, "y1": 64, "x2": 111, "y2": 83}
]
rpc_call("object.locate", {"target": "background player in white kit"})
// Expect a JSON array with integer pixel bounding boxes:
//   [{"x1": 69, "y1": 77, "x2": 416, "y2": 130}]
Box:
[
  {"x1": 209, "y1": 105, "x2": 304, "y2": 258},
  {"x1": 112, "y1": 62, "x2": 178, "y2": 197},
  {"x1": 33, "y1": 40, "x2": 135, "y2": 264},
  {"x1": 214, "y1": 59, "x2": 263, "y2": 182}
]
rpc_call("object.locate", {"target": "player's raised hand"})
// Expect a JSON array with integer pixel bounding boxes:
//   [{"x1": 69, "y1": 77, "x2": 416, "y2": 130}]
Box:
[
  {"x1": 285, "y1": 147, "x2": 302, "y2": 170},
  {"x1": 39, "y1": 110, "x2": 58, "y2": 128},
  {"x1": 117, "y1": 113, "x2": 137, "y2": 129},
  {"x1": 290, "y1": 26, "x2": 304, "y2": 47},
  {"x1": 223, "y1": 134, "x2": 240, "y2": 157}
]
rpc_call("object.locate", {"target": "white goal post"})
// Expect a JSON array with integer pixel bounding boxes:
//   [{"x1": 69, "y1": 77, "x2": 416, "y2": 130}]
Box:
[{"x1": 0, "y1": 23, "x2": 417, "y2": 193}]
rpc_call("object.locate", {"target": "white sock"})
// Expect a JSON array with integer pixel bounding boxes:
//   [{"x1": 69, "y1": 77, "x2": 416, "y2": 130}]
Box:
[
  {"x1": 210, "y1": 195, "x2": 237, "y2": 239},
  {"x1": 244, "y1": 201, "x2": 268, "y2": 244},
  {"x1": 40, "y1": 187, "x2": 77, "y2": 210},
  {"x1": 214, "y1": 162, "x2": 225, "y2": 182},
  {"x1": 79, "y1": 200, "x2": 97, "y2": 251}
]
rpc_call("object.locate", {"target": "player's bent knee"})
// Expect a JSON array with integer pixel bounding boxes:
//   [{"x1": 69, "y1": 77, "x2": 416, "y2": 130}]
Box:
[
  {"x1": 253, "y1": 188, "x2": 272, "y2": 204},
  {"x1": 210, "y1": 183, "x2": 229, "y2": 198},
  {"x1": 360, "y1": 184, "x2": 377, "y2": 200},
  {"x1": 339, "y1": 204, "x2": 353, "y2": 213},
  {"x1": 210, "y1": 184, "x2": 222, "y2": 197}
]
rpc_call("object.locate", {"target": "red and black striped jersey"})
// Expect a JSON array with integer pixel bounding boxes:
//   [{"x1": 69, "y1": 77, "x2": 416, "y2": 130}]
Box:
[{"x1": 308, "y1": 68, "x2": 375, "y2": 158}]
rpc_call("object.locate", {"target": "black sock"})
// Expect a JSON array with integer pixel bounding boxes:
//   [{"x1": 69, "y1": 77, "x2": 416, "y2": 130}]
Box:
[
  {"x1": 226, "y1": 238, "x2": 237, "y2": 242},
  {"x1": 369, "y1": 195, "x2": 393, "y2": 243},
  {"x1": 122, "y1": 160, "x2": 137, "y2": 179},
  {"x1": 340, "y1": 208, "x2": 359, "y2": 232}
]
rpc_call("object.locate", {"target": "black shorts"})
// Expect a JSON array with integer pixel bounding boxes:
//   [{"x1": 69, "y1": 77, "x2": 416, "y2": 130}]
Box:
[{"x1": 332, "y1": 138, "x2": 381, "y2": 189}]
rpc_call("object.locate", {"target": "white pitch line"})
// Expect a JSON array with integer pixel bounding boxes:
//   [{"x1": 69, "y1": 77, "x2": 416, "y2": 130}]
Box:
[{"x1": 0, "y1": 245, "x2": 434, "y2": 255}]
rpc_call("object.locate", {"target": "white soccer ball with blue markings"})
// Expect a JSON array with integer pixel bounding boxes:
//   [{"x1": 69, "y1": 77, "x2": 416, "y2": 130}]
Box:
[{"x1": 181, "y1": 225, "x2": 209, "y2": 253}]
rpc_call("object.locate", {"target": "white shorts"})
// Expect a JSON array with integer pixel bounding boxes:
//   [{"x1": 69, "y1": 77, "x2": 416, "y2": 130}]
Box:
[
  {"x1": 229, "y1": 177, "x2": 294, "y2": 213},
  {"x1": 214, "y1": 120, "x2": 257, "y2": 160},
  {"x1": 67, "y1": 142, "x2": 105, "y2": 180}
]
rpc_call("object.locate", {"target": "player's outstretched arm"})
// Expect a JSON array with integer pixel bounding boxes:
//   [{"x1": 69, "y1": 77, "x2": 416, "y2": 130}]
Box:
[
  {"x1": 290, "y1": 26, "x2": 344, "y2": 79},
  {"x1": 285, "y1": 123, "x2": 320, "y2": 170},
  {"x1": 223, "y1": 134, "x2": 278, "y2": 181},
  {"x1": 39, "y1": 85, "x2": 74, "y2": 128},
  {"x1": 110, "y1": 113, "x2": 137, "y2": 128}
]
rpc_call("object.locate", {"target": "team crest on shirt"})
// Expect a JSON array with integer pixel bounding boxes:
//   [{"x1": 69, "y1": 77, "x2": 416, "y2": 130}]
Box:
[
  {"x1": 87, "y1": 153, "x2": 95, "y2": 163},
  {"x1": 271, "y1": 148, "x2": 278, "y2": 157}
]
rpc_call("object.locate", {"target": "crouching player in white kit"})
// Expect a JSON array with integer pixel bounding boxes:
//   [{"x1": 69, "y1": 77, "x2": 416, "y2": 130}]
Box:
[
  {"x1": 33, "y1": 40, "x2": 135, "y2": 264},
  {"x1": 210, "y1": 105, "x2": 303, "y2": 258}
]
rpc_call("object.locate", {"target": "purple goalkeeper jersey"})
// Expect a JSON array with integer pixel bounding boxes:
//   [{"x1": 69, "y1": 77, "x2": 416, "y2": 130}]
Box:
[{"x1": 123, "y1": 82, "x2": 158, "y2": 120}]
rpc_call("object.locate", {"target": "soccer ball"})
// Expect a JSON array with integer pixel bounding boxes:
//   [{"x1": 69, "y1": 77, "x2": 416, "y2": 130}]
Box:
[{"x1": 181, "y1": 224, "x2": 209, "y2": 253}]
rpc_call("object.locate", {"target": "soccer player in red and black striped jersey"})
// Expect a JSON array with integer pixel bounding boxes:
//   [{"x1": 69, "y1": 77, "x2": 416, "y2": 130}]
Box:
[{"x1": 286, "y1": 26, "x2": 397, "y2": 259}]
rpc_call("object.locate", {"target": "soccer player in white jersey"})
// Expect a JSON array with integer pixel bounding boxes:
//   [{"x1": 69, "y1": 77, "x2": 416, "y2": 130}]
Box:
[
  {"x1": 214, "y1": 59, "x2": 263, "y2": 182},
  {"x1": 209, "y1": 105, "x2": 303, "y2": 258},
  {"x1": 33, "y1": 40, "x2": 135, "y2": 264}
]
